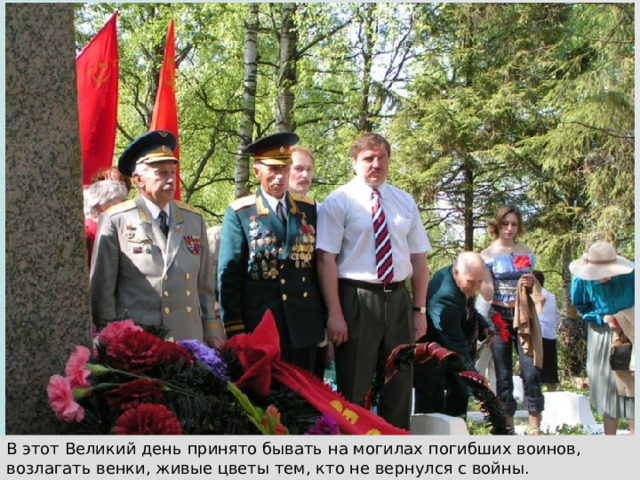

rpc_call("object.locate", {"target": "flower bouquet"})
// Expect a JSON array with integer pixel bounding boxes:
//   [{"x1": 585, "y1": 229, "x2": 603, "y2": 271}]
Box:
[{"x1": 48, "y1": 312, "x2": 407, "y2": 435}]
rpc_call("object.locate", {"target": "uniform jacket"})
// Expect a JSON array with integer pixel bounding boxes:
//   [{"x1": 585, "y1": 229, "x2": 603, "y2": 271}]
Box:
[
  {"x1": 218, "y1": 188, "x2": 325, "y2": 349},
  {"x1": 423, "y1": 265, "x2": 490, "y2": 371},
  {"x1": 90, "y1": 196, "x2": 221, "y2": 342}
]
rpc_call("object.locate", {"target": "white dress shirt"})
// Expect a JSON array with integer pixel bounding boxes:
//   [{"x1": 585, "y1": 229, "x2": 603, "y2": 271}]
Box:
[
  {"x1": 538, "y1": 288, "x2": 560, "y2": 340},
  {"x1": 262, "y1": 190, "x2": 288, "y2": 221},
  {"x1": 317, "y1": 177, "x2": 431, "y2": 282},
  {"x1": 141, "y1": 196, "x2": 171, "y2": 230}
]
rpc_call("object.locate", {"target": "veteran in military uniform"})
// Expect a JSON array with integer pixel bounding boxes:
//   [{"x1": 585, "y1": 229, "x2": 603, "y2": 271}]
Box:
[
  {"x1": 218, "y1": 132, "x2": 325, "y2": 371},
  {"x1": 90, "y1": 130, "x2": 225, "y2": 347}
]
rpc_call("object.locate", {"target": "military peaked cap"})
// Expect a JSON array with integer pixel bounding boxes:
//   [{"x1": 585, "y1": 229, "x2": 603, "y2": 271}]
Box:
[
  {"x1": 244, "y1": 132, "x2": 299, "y2": 165},
  {"x1": 118, "y1": 130, "x2": 178, "y2": 177}
]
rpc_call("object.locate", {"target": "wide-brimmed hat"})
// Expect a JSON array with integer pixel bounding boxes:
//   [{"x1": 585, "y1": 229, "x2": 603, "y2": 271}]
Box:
[{"x1": 569, "y1": 242, "x2": 634, "y2": 280}]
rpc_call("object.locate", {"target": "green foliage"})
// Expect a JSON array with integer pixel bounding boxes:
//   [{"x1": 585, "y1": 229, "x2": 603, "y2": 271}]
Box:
[{"x1": 76, "y1": 2, "x2": 634, "y2": 316}]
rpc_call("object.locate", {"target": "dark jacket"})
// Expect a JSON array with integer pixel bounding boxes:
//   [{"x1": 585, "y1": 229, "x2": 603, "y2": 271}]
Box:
[
  {"x1": 423, "y1": 265, "x2": 490, "y2": 371},
  {"x1": 218, "y1": 188, "x2": 325, "y2": 349}
]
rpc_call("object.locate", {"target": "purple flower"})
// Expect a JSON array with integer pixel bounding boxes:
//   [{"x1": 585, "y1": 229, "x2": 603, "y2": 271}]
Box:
[
  {"x1": 305, "y1": 414, "x2": 340, "y2": 435},
  {"x1": 177, "y1": 340, "x2": 229, "y2": 381}
]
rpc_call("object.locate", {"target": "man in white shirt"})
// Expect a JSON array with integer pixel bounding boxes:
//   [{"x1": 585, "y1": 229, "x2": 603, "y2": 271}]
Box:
[{"x1": 316, "y1": 132, "x2": 430, "y2": 430}]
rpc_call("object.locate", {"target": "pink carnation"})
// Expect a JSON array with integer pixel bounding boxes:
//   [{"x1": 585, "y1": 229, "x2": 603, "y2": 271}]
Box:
[
  {"x1": 65, "y1": 346, "x2": 91, "y2": 389},
  {"x1": 98, "y1": 320, "x2": 143, "y2": 347},
  {"x1": 47, "y1": 375, "x2": 85, "y2": 422}
]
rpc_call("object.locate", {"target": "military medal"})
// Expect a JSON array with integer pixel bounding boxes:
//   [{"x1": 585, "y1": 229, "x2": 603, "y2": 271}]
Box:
[{"x1": 183, "y1": 236, "x2": 201, "y2": 254}]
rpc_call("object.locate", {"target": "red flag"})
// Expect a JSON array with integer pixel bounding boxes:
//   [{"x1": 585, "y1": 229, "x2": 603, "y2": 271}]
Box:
[
  {"x1": 149, "y1": 19, "x2": 181, "y2": 200},
  {"x1": 77, "y1": 12, "x2": 119, "y2": 186}
]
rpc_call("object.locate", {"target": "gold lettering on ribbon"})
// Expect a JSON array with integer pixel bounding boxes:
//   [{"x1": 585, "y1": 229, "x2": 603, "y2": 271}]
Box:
[
  {"x1": 342, "y1": 409, "x2": 359, "y2": 424},
  {"x1": 329, "y1": 400, "x2": 359, "y2": 424},
  {"x1": 365, "y1": 428, "x2": 382, "y2": 435}
]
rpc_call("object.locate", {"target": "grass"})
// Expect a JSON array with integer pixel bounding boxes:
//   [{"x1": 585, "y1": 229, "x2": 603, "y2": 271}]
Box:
[{"x1": 466, "y1": 378, "x2": 630, "y2": 435}]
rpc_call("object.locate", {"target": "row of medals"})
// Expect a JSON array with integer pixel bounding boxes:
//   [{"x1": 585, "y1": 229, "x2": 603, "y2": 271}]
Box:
[{"x1": 248, "y1": 222, "x2": 315, "y2": 279}]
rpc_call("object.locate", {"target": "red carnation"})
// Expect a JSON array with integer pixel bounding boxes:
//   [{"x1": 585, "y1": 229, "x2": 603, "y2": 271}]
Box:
[
  {"x1": 513, "y1": 254, "x2": 531, "y2": 270},
  {"x1": 492, "y1": 312, "x2": 510, "y2": 342},
  {"x1": 107, "y1": 329, "x2": 194, "y2": 374},
  {"x1": 98, "y1": 320, "x2": 143, "y2": 347},
  {"x1": 106, "y1": 329, "x2": 166, "y2": 373},
  {"x1": 156, "y1": 341, "x2": 194, "y2": 366},
  {"x1": 107, "y1": 379, "x2": 165, "y2": 412},
  {"x1": 114, "y1": 404, "x2": 182, "y2": 435}
]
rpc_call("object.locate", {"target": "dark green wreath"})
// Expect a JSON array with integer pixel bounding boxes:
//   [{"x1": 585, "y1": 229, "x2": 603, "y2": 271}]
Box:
[{"x1": 365, "y1": 342, "x2": 514, "y2": 435}]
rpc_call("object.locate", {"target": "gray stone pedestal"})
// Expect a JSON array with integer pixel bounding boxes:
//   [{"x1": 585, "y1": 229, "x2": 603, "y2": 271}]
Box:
[{"x1": 6, "y1": 3, "x2": 92, "y2": 434}]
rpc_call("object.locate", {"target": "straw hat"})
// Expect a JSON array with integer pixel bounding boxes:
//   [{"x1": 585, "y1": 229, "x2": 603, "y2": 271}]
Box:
[{"x1": 569, "y1": 242, "x2": 634, "y2": 280}]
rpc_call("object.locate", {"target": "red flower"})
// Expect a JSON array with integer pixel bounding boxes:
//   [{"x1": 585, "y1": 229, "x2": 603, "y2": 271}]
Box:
[
  {"x1": 492, "y1": 312, "x2": 510, "y2": 342},
  {"x1": 65, "y1": 346, "x2": 91, "y2": 389},
  {"x1": 107, "y1": 329, "x2": 166, "y2": 373},
  {"x1": 107, "y1": 329, "x2": 194, "y2": 373},
  {"x1": 107, "y1": 379, "x2": 165, "y2": 412},
  {"x1": 114, "y1": 404, "x2": 182, "y2": 435},
  {"x1": 98, "y1": 320, "x2": 143, "y2": 347},
  {"x1": 261, "y1": 405, "x2": 289, "y2": 434},
  {"x1": 47, "y1": 375, "x2": 85, "y2": 422},
  {"x1": 513, "y1": 254, "x2": 531, "y2": 270},
  {"x1": 274, "y1": 423, "x2": 288, "y2": 435},
  {"x1": 156, "y1": 341, "x2": 195, "y2": 366}
]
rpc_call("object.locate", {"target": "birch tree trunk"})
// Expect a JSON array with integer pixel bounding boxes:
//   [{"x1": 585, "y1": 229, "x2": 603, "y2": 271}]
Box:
[
  {"x1": 275, "y1": 3, "x2": 297, "y2": 132},
  {"x1": 235, "y1": 3, "x2": 259, "y2": 198}
]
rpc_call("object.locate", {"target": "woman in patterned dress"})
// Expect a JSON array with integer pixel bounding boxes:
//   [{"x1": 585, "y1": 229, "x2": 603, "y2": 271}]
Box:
[{"x1": 481, "y1": 205, "x2": 544, "y2": 432}]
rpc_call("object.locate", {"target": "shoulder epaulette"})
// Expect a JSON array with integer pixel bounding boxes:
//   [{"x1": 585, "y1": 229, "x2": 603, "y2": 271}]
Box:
[
  {"x1": 289, "y1": 192, "x2": 315, "y2": 206},
  {"x1": 105, "y1": 199, "x2": 136, "y2": 215},
  {"x1": 230, "y1": 195, "x2": 256, "y2": 211},
  {"x1": 175, "y1": 200, "x2": 201, "y2": 214}
]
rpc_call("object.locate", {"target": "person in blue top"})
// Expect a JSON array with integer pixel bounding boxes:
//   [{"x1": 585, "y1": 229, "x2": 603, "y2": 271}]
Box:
[
  {"x1": 570, "y1": 241, "x2": 635, "y2": 435},
  {"x1": 481, "y1": 204, "x2": 544, "y2": 433}
]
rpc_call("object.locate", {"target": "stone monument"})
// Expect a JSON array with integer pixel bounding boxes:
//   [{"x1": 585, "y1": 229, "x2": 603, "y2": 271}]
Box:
[{"x1": 5, "y1": 3, "x2": 92, "y2": 434}]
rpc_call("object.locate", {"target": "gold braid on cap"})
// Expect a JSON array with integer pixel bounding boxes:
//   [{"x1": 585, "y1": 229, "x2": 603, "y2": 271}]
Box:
[
  {"x1": 254, "y1": 146, "x2": 292, "y2": 162},
  {"x1": 137, "y1": 146, "x2": 177, "y2": 164}
]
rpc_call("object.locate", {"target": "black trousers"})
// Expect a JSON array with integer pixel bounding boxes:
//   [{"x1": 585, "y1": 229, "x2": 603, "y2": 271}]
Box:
[
  {"x1": 281, "y1": 346, "x2": 316, "y2": 373},
  {"x1": 413, "y1": 360, "x2": 470, "y2": 417}
]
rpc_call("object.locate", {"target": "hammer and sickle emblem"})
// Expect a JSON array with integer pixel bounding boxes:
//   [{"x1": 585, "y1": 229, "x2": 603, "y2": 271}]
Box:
[
  {"x1": 89, "y1": 61, "x2": 111, "y2": 88},
  {"x1": 164, "y1": 57, "x2": 176, "y2": 93}
]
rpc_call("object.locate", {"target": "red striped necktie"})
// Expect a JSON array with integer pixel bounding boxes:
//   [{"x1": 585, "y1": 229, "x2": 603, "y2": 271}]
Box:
[{"x1": 371, "y1": 188, "x2": 394, "y2": 285}]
